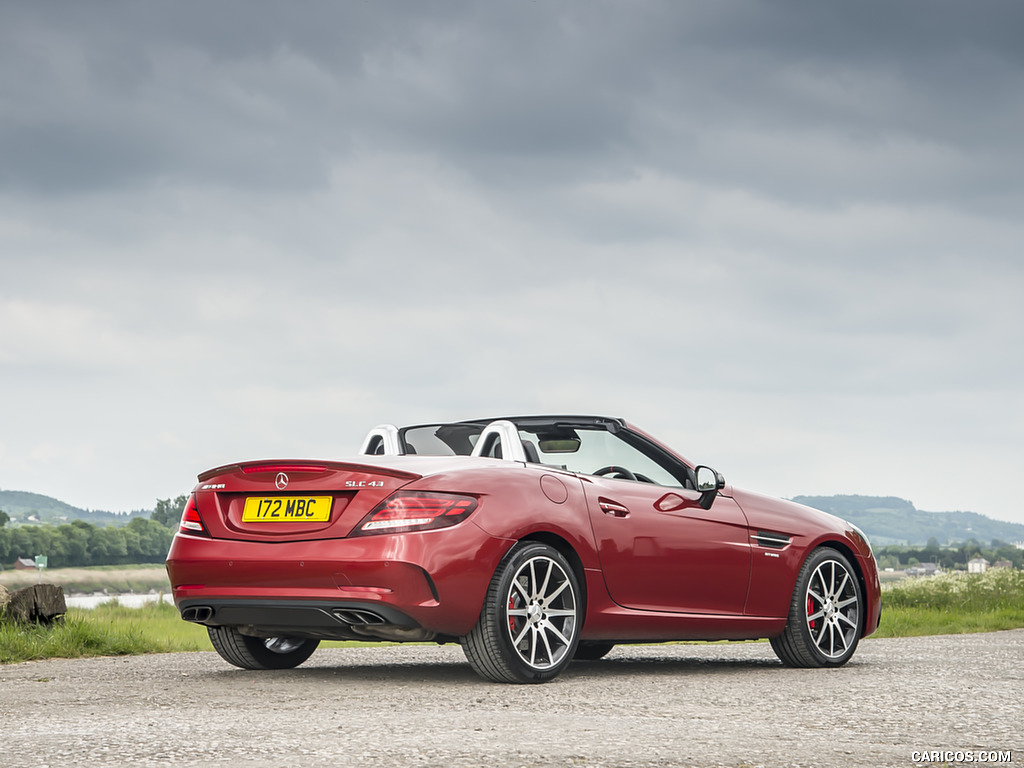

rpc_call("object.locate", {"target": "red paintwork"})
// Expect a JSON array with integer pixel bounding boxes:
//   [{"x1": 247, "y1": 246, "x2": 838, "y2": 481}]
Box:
[{"x1": 166, "y1": 419, "x2": 881, "y2": 645}]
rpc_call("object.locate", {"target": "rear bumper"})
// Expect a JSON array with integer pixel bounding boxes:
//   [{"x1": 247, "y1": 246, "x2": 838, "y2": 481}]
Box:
[
  {"x1": 166, "y1": 521, "x2": 513, "y2": 637},
  {"x1": 178, "y1": 598, "x2": 426, "y2": 641}
]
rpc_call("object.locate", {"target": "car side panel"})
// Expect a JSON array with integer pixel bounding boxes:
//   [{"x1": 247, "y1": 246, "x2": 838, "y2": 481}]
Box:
[
  {"x1": 579, "y1": 569, "x2": 787, "y2": 640},
  {"x1": 581, "y1": 475, "x2": 752, "y2": 614}
]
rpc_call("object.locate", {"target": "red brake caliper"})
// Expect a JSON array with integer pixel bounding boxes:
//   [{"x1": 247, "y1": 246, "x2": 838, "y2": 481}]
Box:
[{"x1": 807, "y1": 595, "x2": 816, "y2": 630}]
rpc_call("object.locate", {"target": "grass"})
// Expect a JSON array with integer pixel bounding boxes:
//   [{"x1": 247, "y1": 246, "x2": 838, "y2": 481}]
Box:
[
  {"x1": 872, "y1": 567, "x2": 1024, "y2": 638},
  {"x1": 3, "y1": 567, "x2": 1023, "y2": 664},
  {"x1": 1, "y1": 598, "x2": 399, "y2": 664},
  {"x1": 0, "y1": 601, "x2": 210, "y2": 663}
]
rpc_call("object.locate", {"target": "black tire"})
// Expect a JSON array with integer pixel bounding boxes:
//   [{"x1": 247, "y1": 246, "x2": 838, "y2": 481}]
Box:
[
  {"x1": 462, "y1": 541, "x2": 582, "y2": 683},
  {"x1": 208, "y1": 626, "x2": 320, "y2": 670},
  {"x1": 573, "y1": 641, "x2": 615, "y2": 661},
  {"x1": 770, "y1": 547, "x2": 863, "y2": 668}
]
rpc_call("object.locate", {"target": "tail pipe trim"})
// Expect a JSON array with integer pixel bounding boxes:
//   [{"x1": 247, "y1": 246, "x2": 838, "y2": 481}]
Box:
[{"x1": 181, "y1": 605, "x2": 214, "y2": 623}]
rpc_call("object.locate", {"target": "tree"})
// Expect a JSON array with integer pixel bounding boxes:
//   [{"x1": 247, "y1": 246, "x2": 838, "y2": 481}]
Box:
[
  {"x1": 126, "y1": 517, "x2": 173, "y2": 561},
  {"x1": 58, "y1": 523, "x2": 90, "y2": 567},
  {"x1": 0, "y1": 526, "x2": 11, "y2": 563},
  {"x1": 0, "y1": 509, "x2": 9, "y2": 528},
  {"x1": 10, "y1": 527, "x2": 34, "y2": 559},
  {"x1": 152, "y1": 495, "x2": 189, "y2": 528},
  {"x1": 876, "y1": 553, "x2": 900, "y2": 570},
  {"x1": 88, "y1": 526, "x2": 127, "y2": 565}
]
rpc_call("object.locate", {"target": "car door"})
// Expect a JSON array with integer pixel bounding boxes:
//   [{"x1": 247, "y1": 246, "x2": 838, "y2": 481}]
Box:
[{"x1": 582, "y1": 474, "x2": 752, "y2": 614}]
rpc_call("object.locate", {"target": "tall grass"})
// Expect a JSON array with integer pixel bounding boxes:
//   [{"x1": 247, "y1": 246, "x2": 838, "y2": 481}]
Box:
[
  {"x1": 1, "y1": 599, "x2": 393, "y2": 663},
  {"x1": 0, "y1": 600, "x2": 209, "y2": 663},
  {"x1": 79, "y1": 599, "x2": 212, "y2": 649},
  {"x1": 873, "y1": 568, "x2": 1024, "y2": 638}
]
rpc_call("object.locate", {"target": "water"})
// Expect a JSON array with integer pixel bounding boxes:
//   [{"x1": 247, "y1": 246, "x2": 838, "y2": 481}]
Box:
[{"x1": 65, "y1": 593, "x2": 175, "y2": 610}]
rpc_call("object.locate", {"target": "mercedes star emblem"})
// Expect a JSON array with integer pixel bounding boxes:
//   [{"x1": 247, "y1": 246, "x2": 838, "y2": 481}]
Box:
[{"x1": 275, "y1": 472, "x2": 289, "y2": 490}]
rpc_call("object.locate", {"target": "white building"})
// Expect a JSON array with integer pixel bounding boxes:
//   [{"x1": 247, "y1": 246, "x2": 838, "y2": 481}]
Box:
[{"x1": 967, "y1": 557, "x2": 990, "y2": 574}]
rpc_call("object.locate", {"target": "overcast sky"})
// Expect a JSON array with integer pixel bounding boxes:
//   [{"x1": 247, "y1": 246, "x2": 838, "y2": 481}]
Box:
[{"x1": 2, "y1": 2, "x2": 1022, "y2": 526}]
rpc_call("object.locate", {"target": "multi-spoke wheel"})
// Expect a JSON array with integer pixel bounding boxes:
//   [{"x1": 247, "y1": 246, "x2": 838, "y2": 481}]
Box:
[
  {"x1": 208, "y1": 626, "x2": 320, "y2": 670},
  {"x1": 770, "y1": 547, "x2": 863, "y2": 667},
  {"x1": 462, "y1": 541, "x2": 582, "y2": 683}
]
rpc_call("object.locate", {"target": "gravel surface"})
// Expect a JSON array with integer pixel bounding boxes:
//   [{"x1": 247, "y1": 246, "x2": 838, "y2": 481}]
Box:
[{"x1": 1, "y1": 631, "x2": 1021, "y2": 768}]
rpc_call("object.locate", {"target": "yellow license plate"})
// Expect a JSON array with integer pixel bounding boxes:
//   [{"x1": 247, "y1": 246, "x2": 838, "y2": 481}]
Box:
[{"x1": 242, "y1": 496, "x2": 333, "y2": 522}]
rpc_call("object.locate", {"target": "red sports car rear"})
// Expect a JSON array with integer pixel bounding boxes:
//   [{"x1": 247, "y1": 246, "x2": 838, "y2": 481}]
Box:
[{"x1": 167, "y1": 416, "x2": 881, "y2": 682}]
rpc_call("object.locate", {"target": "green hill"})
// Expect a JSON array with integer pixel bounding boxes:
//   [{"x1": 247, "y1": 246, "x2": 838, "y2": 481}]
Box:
[
  {"x1": 0, "y1": 489, "x2": 147, "y2": 527},
  {"x1": 4, "y1": 488, "x2": 1023, "y2": 549},
  {"x1": 791, "y1": 494, "x2": 1024, "y2": 546}
]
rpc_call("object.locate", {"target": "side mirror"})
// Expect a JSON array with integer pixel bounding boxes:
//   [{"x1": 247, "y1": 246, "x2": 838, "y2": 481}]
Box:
[{"x1": 694, "y1": 465, "x2": 725, "y2": 510}]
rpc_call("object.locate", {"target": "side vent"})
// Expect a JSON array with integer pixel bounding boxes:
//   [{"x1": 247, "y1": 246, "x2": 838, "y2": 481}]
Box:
[{"x1": 751, "y1": 531, "x2": 791, "y2": 549}]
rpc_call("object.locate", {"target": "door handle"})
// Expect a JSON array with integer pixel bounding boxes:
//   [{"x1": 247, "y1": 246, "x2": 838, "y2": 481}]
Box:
[{"x1": 598, "y1": 499, "x2": 630, "y2": 518}]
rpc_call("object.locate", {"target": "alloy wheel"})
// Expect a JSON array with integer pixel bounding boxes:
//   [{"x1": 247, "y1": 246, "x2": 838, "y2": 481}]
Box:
[
  {"x1": 804, "y1": 558, "x2": 861, "y2": 659},
  {"x1": 505, "y1": 554, "x2": 578, "y2": 670}
]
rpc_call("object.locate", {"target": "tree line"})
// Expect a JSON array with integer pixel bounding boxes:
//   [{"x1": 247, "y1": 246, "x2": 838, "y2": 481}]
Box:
[
  {"x1": 0, "y1": 496, "x2": 187, "y2": 569},
  {"x1": 3, "y1": 496, "x2": 1021, "y2": 572},
  {"x1": 874, "y1": 538, "x2": 1024, "y2": 571}
]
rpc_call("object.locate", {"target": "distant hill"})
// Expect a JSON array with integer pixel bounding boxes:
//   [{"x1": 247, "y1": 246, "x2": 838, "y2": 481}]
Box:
[
  {"x1": 4, "y1": 488, "x2": 1023, "y2": 548},
  {"x1": 791, "y1": 494, "x2": 1024, "y2": 547},
  {"x1": 0, "y1": 489, "x2": 148, "y2": 526}
]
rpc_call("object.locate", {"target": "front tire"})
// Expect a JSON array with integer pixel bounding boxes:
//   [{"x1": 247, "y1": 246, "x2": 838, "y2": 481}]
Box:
[
  {"x1": 770, "y1": 547, "x2": 863, "y2": 668},
  {"x1": 208, "y1": 626, "x2": 320, "y2": 670},
  {"x1": 462, "y1": 541, "x2": 582, "y2": 683}
]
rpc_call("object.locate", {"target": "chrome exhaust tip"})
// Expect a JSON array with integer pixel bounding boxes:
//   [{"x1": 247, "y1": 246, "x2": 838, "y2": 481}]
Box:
[{"x1": 182, "y1": 605, "x2": 214, "y2": 623}]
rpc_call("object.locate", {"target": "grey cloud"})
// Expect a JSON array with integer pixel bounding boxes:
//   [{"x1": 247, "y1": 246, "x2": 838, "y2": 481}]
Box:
[{"x1": 4, "y1": 1, "x2": 1023, "y2": 208}]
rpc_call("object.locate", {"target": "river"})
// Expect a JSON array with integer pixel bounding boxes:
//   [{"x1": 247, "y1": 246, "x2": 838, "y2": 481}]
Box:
[{"x1": 64, "y1": 593, "x2": 175, "y2": 609}]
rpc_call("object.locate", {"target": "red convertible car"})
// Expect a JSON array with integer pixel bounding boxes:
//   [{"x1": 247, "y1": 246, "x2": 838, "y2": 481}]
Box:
[{"x1": 166, "y1": 415, "x2": 881, "y2": 683}]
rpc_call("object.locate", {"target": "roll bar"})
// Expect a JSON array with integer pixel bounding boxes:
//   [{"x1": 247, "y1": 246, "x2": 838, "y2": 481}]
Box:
[
  {"x1": 358, "y1": 420, "x2": 531, "y2": 463},
  {"x1": 358, "y1": 424, "x2": 403, "y2": 456},
  {"x1": 469, "y1": 420, "x2": 527, "y2": 462}
]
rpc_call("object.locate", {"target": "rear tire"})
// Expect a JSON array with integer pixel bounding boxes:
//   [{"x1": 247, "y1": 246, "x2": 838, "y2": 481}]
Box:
[
  {"x1": 208, "y1": 626, "x2": 319, "y2": 670},
  {"x1": 462, "y1": 541, "x2": 582, "y2": 683},
  {"x1": 770, "y1": 547, "x2": 863, "y2": 668}
]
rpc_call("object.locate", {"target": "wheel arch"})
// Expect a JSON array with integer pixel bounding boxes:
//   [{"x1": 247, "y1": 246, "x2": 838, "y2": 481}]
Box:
[
  {"x1": 811, "y1": 538, "x2": 871, "y2": 638},
  {"x1": 518, "y1": 530, "x2": 588, "y2": 611},
  {"x1": 461, "y1": 532, "x2": 587, "y2": 683}
]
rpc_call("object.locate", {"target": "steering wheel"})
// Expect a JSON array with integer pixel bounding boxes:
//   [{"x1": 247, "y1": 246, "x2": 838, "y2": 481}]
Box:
[{"x1": 593, "y1": 465, "x2": 637, "y2": 481}]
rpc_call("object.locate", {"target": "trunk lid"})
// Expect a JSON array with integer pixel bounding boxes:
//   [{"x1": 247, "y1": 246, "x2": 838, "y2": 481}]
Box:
[{"x1": 193, "y1": 459, "x2": 420, "y2": 541}]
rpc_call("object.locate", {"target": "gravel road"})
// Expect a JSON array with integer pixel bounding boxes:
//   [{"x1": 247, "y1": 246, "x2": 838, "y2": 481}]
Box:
[{"x1": 2, "y1": 631, "x2": 1021, "y2": 768}]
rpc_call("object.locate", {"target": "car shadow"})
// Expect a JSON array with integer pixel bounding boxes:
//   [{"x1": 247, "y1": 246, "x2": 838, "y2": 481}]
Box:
[
  {"x1": 203, "y1": 659, "x2": 483, "y2": 686},
  {"x1": 566, "y1": 655, "x2": 783, "y2": 679},
  {"x1": 197, "y1": 649, "x2": 784, "y2": 686}
]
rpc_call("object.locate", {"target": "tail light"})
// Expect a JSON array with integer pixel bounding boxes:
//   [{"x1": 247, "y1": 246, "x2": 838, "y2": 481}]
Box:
[
  {"x1": 178, "y1": 493, "x2": 208, "y2": 535},
  {"x1": 351, "y1": 491, "x2": 478, "y2": 537}
]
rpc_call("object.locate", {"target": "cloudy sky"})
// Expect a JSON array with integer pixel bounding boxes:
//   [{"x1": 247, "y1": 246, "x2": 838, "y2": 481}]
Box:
[{"x1": 2, "y1": 2, "x2": 1022, "y2": 525}]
